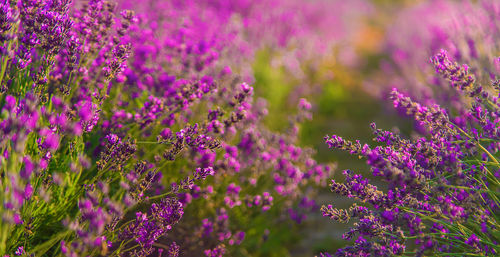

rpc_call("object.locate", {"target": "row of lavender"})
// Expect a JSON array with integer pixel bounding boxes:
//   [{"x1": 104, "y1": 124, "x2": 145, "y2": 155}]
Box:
[
  {"x1": 0, "y1": 0, "x2": 498, "y2": 257},
  {"x1": 0, "y1": 0, "x2": 355, "y2": 256}
]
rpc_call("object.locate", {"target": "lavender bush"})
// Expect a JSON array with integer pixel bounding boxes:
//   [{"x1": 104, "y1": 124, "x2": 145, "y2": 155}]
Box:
[
  {"x1": 322, "y1": 54, "x2": 500, "y2": 255},
  {"x1": 0, "y1": 0, "x2": 339, "y2": 256},
  {"x1": 319, "y1": 0, "x2": 500, "y2": 255}
]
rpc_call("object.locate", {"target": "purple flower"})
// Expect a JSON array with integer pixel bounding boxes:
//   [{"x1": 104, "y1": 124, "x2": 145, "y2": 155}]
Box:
[
  {"x1": 42, "y1": 132, "x2": 60, "y2": 151},
  {"x1": 150, "y1": 198, "x2": 184, "y2": 231},
  {"x1": 15, "y1": 246, "x2": 24, "y2": 256},
  {"x1": 20, "y1": 156, "x2": 34, "y2": 179},
  {"x1": 3, "y1": 95, "x2": 16, "y2": 111},
  {"x1": 430, "y1": 49, "x2": 476, "y2": 95},
  {"x1": 24, "y1": 184, "x2": 33, "y2": 200},
  {"x1": 465, "y1": 234, "x2": 480, "y2": 247}
]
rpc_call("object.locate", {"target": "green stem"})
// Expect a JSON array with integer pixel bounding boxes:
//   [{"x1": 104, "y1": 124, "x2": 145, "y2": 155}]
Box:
[{"x1": 143, "y1": 191, "x2": 174, "y2": 203}]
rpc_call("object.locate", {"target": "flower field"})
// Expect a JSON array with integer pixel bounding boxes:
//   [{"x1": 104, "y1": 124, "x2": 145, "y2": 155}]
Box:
[{"x1": 0, "y1": 0, "x2": 498, "y2": 256}]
